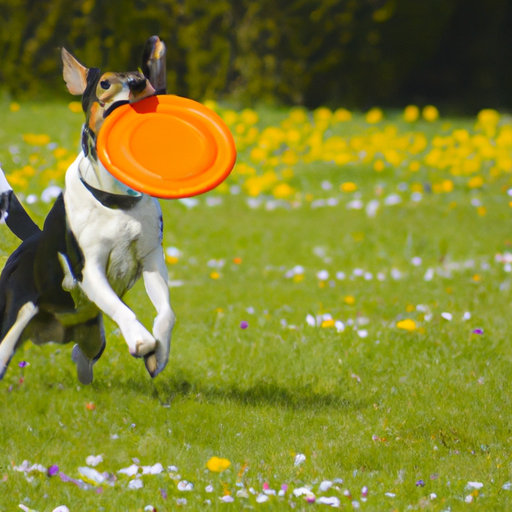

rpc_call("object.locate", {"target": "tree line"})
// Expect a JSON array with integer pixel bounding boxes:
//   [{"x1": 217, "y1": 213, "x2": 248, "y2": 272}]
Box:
[{"x1": 1, "y1": 0, "x2": 511, "y2": 112}]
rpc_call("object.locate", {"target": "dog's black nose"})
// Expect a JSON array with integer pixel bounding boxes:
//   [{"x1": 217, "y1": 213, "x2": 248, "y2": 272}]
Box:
[{"x1": 128, "y1": 76, "x2": 147, "y2": 94}]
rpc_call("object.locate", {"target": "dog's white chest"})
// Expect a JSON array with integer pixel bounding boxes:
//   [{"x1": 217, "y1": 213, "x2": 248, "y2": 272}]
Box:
[
  {"x1": 105, "y1": 218, "x2": 144, "y2": 293},
  {"x1": 63, "y1": 158, "x2": 162, "y2": 298}
]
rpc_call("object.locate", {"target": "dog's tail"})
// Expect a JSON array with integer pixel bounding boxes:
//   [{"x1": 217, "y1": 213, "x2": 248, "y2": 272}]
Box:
[{"x1": 0, "y1": 166, "x2": 41, "y2": 241}]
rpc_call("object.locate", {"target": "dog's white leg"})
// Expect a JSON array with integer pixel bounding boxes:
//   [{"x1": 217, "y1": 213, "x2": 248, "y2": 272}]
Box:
[
  {"x1": 142, "y1": 247, "x2": 175, "y2": 378},
  {"x1": 79, "y1": 256, "x2": 156, "y2": 358},
  {"x1": 0, "y1": 302, "x2": 38, "y2": 379}
]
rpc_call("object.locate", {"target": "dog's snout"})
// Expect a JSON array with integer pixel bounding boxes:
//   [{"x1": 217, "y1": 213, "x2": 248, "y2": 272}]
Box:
[{"x1": 128, "y1": 76, "x2": 148, "y2": 94}]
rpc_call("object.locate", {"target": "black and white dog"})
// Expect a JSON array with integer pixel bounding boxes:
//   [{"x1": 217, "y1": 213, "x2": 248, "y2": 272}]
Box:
[{"x1": 0, "y1": 36, "x2": 175, "y2": 384}]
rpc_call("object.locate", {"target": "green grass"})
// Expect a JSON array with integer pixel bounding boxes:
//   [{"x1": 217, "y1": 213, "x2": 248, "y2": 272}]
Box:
[{"x1": 1, "y1": 100, "x2": 512, "y2": 510}]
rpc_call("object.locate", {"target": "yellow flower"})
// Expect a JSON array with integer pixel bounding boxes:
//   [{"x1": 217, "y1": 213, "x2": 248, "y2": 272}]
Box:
[
  {"x1": 22, "y1": 133, "x2": 51, "y2": 145},
  {"x1": 422, "y1": 105, "x2": 439, "y2": 122},
  {"x1": 222, "y1": 110, "x2": 238, "y2": 125},
  {"x1": 313, "y1": 107, "x2": 332, "y2": 122},
  {"x1": 366, "y1": 107, "x2": 383, "y2": 124},
  {"x1": 340, "y1": 182, "x2": 357, "y2": 192},
  {"x1": 53, "y1": 147, "x2": 68, "y2": 159},
  {"x1": 250, "y1": 147, "x2": 266, "y2": 162},
  {"x1": 468, "y1": 176, "x2": 484, "y2": 189},
  {"x1": 476, "y1": 109, "x2": 500, "y2": 126},
  {"x1": 321, "y1": 319, "x2": 335, "y2": 328},
  {"x1": 210, "y1": 271, "x2": 220, "y2": 280},
  {"x1": 373, "y1": 159, "x2": 385, "y2": 172},
  {"x1": 441, "y1": 179, "x2": 454, "y2": 192},
  {"x1": 397, "y1": 319, "x2": 417, "y2": 331},
  {"x1": 68, "y1": 101, "x2": 82, "y2": 113},
  {"x1": 272, "y1": 183, "x2": 294, "y2": 199},
  {"x1": 343, "y1": 295, "x2": 355, "y2": 305},
  {"x1": 203, "y1": 99, "x2": 218, "y2": 111},
  {"x1": 333, "y1": 108, "x2": 352, "y2": 122},
  {"x1": 289, "y1": 108, "x2": 308, "y2": 124},
  {"x1": 403, "y1": 105, "x2": 419, "y2": 122},
  {"x1": 409, "y1": 161, "x2": 420, "y2": 172},
  {"x1": 206, "y1": 457, "x2": 231, "y2": 472},
  {"x1": 240, "y1": 108, "x2": 258, "y2": 125},
  {"x1": 9, "y1": 102, "x2": 20, "y2": 112}
]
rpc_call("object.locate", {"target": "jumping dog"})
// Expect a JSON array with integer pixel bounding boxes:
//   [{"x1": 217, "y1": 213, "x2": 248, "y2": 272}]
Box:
[{"x1": 0, "y1": 36, "x2": 175, "y2": 384}]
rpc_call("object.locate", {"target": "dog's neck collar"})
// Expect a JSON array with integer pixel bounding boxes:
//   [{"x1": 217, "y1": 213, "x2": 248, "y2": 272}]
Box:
[
  {"x1": 78, "y1": 142, "x2": 143, "y2": 210},
  {"x1": 79, "y1": 176, "x2": 143, "y2": 210}
]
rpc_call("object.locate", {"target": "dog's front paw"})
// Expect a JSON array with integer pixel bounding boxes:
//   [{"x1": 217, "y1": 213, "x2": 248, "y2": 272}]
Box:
[{"x1": 122, "y1": 320, "x2": 156, "y2": 358}]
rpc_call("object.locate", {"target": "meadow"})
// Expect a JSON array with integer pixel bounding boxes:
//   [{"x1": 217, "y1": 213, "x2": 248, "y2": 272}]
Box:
[{"x1": 1, "y1": 96, "x2": 512, "y2": 511}]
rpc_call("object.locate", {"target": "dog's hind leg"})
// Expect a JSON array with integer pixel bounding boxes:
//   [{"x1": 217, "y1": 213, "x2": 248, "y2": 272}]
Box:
[
  {"x1": 0, "y1": 302, "x2": 38, "y2": 379},
  {"x1": 70, "y1": 314, "x2": 106, "y2": 385}
]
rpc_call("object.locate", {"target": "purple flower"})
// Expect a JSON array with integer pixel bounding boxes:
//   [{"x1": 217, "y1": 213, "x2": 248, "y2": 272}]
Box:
[
  {"x1": 18, "y1": 361, "x2": 28, "y2": 368},
  {"x1": 472, "y1": 329, "x2": 484, "y2": 334},
  {"x1": 160, "y1": 488, "x2": 168, "y2": 499},
  {"x1": 416, "y1": 480, "x2": 425, "y2": 487},
  {"x1": 240, "y1": 321, "x2": 249, "y2": 329},
  {"x1": 48, "y1": 465, "x2": 59, "y2": 477}
]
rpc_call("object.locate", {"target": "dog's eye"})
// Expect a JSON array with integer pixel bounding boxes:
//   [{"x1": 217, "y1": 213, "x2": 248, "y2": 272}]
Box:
[{"x1": 100, "y1": 80, "x2": 111, "y2": 90}]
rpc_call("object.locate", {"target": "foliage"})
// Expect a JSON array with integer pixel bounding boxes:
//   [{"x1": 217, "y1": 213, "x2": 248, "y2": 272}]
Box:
[{"x1": 1, "y1": 0, "x2": 512, "y2": 109}]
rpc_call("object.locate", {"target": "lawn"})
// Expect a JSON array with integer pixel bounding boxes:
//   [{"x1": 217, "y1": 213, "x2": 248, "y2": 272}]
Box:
[{"x1": 1, "y1": 97, "x2": 512, "y2": 511}]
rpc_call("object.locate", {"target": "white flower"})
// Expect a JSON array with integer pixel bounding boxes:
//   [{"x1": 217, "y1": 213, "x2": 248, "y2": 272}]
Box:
[
  {"x1": 41, "y1": 185, "x2": 62, "y2": 203},
  {"x1": 85, "y1": 455, "x2": 103, "y2": 467},
  {"x1": 118, "y1": 464, "x2": 139, "y2": 477},
  {"x1": 424, "y1": 268, "x2": 434, "y2": 281},
  {"x1": 441, "y1": 312, "x2": 453, "y2": 321},
  {"x1": 128, "y1": 479, "x2": 143, "y2": 490},
  {"x1": 78, "y1": 467, "x2": 105, "y2": 485},
  {"x1": 142, "y1": 463, "x2": 163, "y2": 475},
  {"x1": 256, "y1": 494, "x2": 269, "y2": 503},
  {"x1": 306, "y1": 314, "x2": 316, "y2": 327},
  {"x1": 317, "y1": 270, "x2": 329, "y2": 281},
  {"x1": 220, "y1": 495, "x2": 235, "y2": 502},
  {"x1": 177, "y1": 480, "x2": 194, "y2": 491},
  {"x1": 317, "y1": 496, "x2": 340, "y2": 507},
  {"x1": 294, "y1": 453, "x2": 306, "y2": 466},
  {"x1": 467, "y1": 481, "x2": 484, "y2": 489},
  {"x1": 319, "y1": 480, "x2": 333, "y2": 492},
  {"x1": 293, "y1": 487, "x2": 313, "y2": 497}
]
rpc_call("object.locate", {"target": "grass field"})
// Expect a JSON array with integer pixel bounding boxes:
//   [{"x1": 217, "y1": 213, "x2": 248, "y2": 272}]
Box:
[{"x1": 1, "y1": 97, "x2": 512, "y2": 511}]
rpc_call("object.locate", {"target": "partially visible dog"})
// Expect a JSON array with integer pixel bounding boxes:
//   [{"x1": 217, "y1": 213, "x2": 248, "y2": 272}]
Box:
[{"x1": 0, "y1": 36, "x2": 175, "y2": 384}]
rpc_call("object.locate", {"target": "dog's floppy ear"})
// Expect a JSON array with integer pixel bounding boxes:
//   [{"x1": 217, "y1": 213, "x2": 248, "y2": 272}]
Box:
[
  {"x1": 142, "y1": 36, "x2": 167, "y2": 95},
  {"x1": 62, "y1": 48, "x2": 88, "y2": 95}
]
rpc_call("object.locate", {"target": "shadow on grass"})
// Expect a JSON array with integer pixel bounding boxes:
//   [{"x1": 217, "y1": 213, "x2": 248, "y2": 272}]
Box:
[{"x1": 107, "y1": 371, "x2": 360, "y2": 411}]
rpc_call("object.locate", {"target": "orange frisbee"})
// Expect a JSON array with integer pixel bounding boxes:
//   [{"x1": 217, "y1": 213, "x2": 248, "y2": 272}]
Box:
[{"x1": 96, "y1": 95, "x2": 236, "y2": 199}]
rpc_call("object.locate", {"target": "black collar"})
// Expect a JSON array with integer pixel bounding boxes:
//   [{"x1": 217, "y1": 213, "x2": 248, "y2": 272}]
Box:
[{"x1": 80, "y1": 177, "x2": 142, "y2": 210}]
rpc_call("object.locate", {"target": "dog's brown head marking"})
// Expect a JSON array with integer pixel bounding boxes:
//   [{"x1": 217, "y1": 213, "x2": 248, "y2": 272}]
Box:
[
  {"x1": 61, "y1": 36, "x2": 167, "y2": 160},
  {"x1": 62, "y1": 49, "x2": 156, "y2": 136}
]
